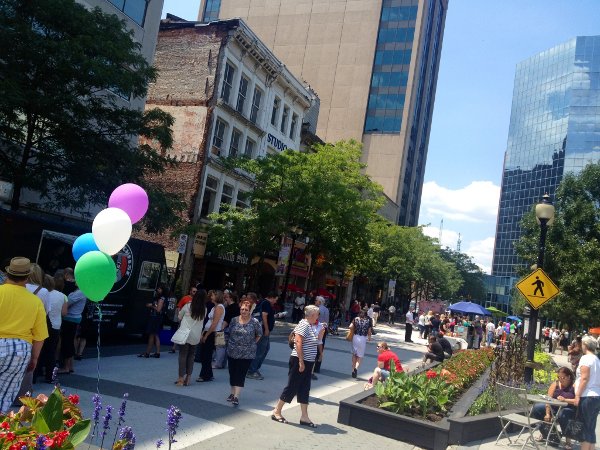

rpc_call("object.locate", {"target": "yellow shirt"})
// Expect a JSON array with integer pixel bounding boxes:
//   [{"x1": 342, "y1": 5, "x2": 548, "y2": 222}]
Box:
[{"x1": 0, "y1": 283, "x2": 49, "y2": 343}]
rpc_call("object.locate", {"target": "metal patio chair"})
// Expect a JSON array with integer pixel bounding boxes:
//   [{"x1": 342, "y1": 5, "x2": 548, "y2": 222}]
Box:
[{"x1": 495, "y1": 382, "x2": 542, "y2": 449}]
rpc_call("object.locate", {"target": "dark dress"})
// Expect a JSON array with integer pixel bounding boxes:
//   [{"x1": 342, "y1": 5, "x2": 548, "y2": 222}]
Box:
[{"x1": 146, "y1": 296, "x2": 164, "y2": 334}]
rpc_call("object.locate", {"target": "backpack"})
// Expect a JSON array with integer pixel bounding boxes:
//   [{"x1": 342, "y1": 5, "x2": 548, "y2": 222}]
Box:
[
  {"x1": 288, "y1": 330, "x2": 296, "y2": 349},
  {"x1": 252, "y1": 299, "x2": 265, "y2": 319}
]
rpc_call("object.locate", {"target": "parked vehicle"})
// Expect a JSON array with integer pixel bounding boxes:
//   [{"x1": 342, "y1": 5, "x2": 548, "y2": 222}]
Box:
[{"x1": 0, "y1": 210, "x2": 168, "y2": 335}]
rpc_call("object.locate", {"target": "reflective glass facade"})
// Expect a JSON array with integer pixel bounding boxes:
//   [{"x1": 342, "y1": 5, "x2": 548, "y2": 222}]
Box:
[
  {"x1": 202, "y1": 0, "x2": 221, "y2": 22},
  {"x1": 364, "y1": 1, "x2": 417, "y2": 134},
  {"x1": 492, "y1": 36, "x2": 600, "y2": 277}
]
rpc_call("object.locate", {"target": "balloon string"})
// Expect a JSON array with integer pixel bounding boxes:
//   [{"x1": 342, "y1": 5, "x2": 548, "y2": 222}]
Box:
[{"x1": 96, "y1": 303, "x2": 102, "y2": 395}]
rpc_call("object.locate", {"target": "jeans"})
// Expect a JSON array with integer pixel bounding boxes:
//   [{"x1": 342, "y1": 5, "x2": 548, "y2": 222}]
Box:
[
  {"x1": 248, "y1": 335, "x2": 270, "y2": 373},
  {"x1": 487, "y1": 331, "x2": 494, "y2": 346},
  {"x1": 530, "y1": 403, "x2": 576, "y2": 439},
  {"x1": 579, "y1": 396, "x2": 600, "y2": 443}
]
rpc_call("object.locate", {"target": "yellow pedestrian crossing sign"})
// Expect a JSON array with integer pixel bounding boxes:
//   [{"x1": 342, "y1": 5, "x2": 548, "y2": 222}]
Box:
[{"x1": 516, "y1": 268, "x2": 560, "y2": 310}]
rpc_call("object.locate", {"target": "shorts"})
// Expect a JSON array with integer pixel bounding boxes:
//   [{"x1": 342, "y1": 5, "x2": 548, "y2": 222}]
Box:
[{"x1": 380, "y1": 369, "x2": 390, "y2": 380}]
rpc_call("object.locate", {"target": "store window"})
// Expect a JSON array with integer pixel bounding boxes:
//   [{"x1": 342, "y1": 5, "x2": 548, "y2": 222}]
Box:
[
  {"x1": 137, "y1": 261, "x2": 162, "y2": 290},
  {"x1": 200, "y1": 176, "x2": 219, "y2": 218},
  {"x1": 236, "y1": 76, "x2": 249, "y2": 114},
  {"x1": 289, "y1": 113, "x2": 299, "y2": 139},
  {"x1": 281, "y1": 105, "x2": 290, "y2": 134},
  {"x1": 229, "y1": 129, "x2": 241, "y2": 157},
  {"x1": 250, "y1": 87, "x2": 262, "y2": 123},
  {"x1": 271, "y1": 97, "x2": 281, "y2": 126},
  {"x1": 221, "y1": 62, "x2": 235, "y2": 104},
  {"x1": 220, "y1": 184, "x2": 234, "y2": 212},
  {"x1": 212, "y1": 118, "x2": 227, "y2": 155},
  {"x1": 244, "y1": 138, "x2": 256, "y2": 158}
]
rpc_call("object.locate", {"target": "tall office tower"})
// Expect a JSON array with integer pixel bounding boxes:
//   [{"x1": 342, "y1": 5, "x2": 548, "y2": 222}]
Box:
[
  {"x1": 200, "y1": 0, "x2": 448, "y2": 225},
  {"x1": 492, "y1": 36, "x2": 600, "y2": 277}
]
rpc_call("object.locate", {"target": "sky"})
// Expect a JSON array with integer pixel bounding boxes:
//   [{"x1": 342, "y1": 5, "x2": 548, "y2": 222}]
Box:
[{"x1": 160, "y1": 0, "x2": 599, "y2": 273}]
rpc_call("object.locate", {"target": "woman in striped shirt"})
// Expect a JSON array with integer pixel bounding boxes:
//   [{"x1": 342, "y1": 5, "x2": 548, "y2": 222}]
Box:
[{"x1": 271, "y1": 304, "x2": 320, "y2": 428}]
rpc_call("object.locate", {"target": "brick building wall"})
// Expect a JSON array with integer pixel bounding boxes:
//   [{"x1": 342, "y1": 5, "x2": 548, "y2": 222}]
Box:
[{"x1": 135, "y1": 23, "x2": 229, "y2": 251}]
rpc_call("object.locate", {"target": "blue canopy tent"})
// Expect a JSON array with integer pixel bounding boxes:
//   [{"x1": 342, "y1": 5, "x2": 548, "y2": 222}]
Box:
[
  {"x1": 506, "y1": 315, "x2": 522, "y2": 322},
  {"x1": 448, "y1": 301, "x2": 491, "y2": 316}
]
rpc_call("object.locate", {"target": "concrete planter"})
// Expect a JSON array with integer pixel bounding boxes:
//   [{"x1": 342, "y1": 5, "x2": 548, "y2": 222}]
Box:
[{"x1": 338, "y1": 365, "x2": 510, "y2": 450}]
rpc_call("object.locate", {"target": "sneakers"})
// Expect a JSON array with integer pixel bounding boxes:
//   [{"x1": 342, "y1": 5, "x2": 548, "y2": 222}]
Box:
[
  {"x1": 246, "y1": 372, "x2": 264, "y2": 380},
  {"x1": 226, "y1": 394, "x2": 234, "y2": 402},
  {"x1": 352, "y1": 368, "x2": 357, "y2": 378},
  {"x1": 232, "y1": 397, "x2": 239, "y2": 406}
]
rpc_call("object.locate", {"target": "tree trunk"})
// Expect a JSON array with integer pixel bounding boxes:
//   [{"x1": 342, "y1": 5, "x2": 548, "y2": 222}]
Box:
[{"x1": 11, "y1": 116, "x2": 35, "y2": 211}]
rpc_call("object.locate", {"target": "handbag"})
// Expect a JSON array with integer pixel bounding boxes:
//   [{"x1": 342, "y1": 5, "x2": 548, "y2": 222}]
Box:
[
  {"x1": 215, "y1": 330, "x2": 226, "y2": 347},
  {"x1": 564, "y1": 408, "x2": 585, "y2": 442},
  {"x1": 288, "y1": 331, "x2": 296, "y2": 349},
  {"x1": 345, "y1": 322, "x2": 355, "y2": 342},
  {"x1": 171, "y1": 326, "x2": 191, "y2": 345}
]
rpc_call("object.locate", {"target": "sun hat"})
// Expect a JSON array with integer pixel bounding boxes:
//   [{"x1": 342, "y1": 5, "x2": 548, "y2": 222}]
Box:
[{"x1": 5, "y1": 257, "x2": 33, "y2": 276}]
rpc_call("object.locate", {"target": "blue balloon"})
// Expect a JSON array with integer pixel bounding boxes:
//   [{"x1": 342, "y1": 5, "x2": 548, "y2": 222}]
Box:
[{"x1": 72, "y1": 233, "x2": 100, "y2": 262}]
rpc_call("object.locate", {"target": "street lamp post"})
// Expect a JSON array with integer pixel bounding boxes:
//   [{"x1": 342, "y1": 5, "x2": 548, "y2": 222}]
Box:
[
  {"x1": 524, "y1": 194, "x2": 555, "y2": 383},
  {"x1": 280, "y1": 226, "x2": 303, "y2": 303}
]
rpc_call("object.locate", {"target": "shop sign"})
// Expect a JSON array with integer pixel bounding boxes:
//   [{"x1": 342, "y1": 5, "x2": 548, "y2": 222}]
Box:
[
  {"x1": 205, "y1": 250, "x2": 249, "y2": 266},
  {"x1": 193, "y1": 232, "x2": 208, "y2": 257},
  {"x1": 275, "y1": 236, "x2": 310, "y2": 277},
  {"x1": 267, "y1": 133, "x2": 288, "y2": 151}
]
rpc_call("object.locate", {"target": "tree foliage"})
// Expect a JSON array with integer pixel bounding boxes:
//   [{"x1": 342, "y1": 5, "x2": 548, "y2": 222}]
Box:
[
  {"x1": 0, "y1": 0, "x2": 184, "y2": 231},
  {"x1": 439, "y1": 248, "x2": 486, "y2": 301},
  {"x1": 208, "y1": 140, "x2": 384, "y2": 270},
  {"x1": 514, "y1": 163, "x2": 600, "y2": 328}
]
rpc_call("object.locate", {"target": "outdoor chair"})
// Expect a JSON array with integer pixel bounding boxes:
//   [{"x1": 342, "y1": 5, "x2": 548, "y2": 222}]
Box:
[{"x1": 495, "y1": 382, "x2": 542, "y2": 449}]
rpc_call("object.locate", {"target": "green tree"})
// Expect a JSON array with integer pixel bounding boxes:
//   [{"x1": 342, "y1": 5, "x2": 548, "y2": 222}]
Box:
[
  {"x1": 514, "y1": 163, "x2": 600, "y2": 329},
  {"x1": 440, "y1": 248, "x2": 486, "y2": 301},
  {"x1": 0, "y1": 0, "x2": 183, "y2": 231},
  {"x1": 208, "y1": 140, "x2": 384, "y2": 273}
]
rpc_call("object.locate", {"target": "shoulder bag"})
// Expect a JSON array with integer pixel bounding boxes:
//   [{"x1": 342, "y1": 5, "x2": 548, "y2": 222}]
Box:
[
  {"x1": 345, "y1": 321, "x2": 355, "y2": 341},
  {"x1": 564, "y1": 407, "x2": 585, "y2": 442},
  {"x1": 171, "y1": 322, "x2": 191, "y2": 345}
]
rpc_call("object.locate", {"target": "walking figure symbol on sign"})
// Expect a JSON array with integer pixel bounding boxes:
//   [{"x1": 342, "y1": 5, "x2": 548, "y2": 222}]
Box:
[{"x1": 532, "y1": 276, "x2": 544, "y2": 297}]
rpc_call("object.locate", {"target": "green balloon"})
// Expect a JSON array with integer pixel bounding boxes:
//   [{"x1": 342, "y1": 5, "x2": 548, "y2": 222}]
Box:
[{"x1": 74, "y1": 251, "x2": 116, "y2": 302}]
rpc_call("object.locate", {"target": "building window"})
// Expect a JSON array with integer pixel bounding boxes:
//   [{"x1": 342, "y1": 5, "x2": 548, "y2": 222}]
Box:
[
  {"x1": 229, "y1": 128, "x2": 241, "y2": 157},
  {"x1": 244, "y1": 138, "x2": 256, "y2": 158},
  {"x1": 221, "y1": 62, "x2": 235, "y2": 104},
  {"x1": 250, "y1": 87, "x2": 262, "y2": 123},
  {"x1": 281, "y1": 105, "x2": 290, "y2": 134},
  {"x1": 220, "y1": 184, "x2": 234, "y2": 212},
  {"x1": 107, "y1": 0, "x2": 149, "y2": 27},
  {"x1": 212, "y1": 118, "x2": 227, "y2": 155},
  {"x1": 236, "y1": 191, "x2": 249, "y2": 209},
  {"x1": 289, "y1": 113, "x2": 299, "y2": 139},
  {"x1": 236, "y1": 76, "x2": 249, "y2": 114},
  {"x1": 201, "y1": 0, "x2": 221, "y2": 22},
  {"x1": 271, "y1": 97, "x2": 281, "y2": 126},
  {"x1": 200, "y1": 176, "x2": 218, "y2": 218}
]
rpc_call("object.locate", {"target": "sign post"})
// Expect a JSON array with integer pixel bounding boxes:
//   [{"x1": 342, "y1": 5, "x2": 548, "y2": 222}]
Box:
[{"x1": 516, "y1": 268, "x2": 560, "y2": 310}]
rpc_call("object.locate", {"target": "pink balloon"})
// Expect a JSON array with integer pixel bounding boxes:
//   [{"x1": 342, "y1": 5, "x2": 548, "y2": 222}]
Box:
[{"x1": 108, "y1": 183, "x2": 149, "y2": 224}]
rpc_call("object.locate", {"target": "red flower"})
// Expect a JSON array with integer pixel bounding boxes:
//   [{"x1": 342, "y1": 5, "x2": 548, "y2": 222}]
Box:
[
  {"x1": 64, "y1": 418, "x2": 77, "y2": 428},
  {"x1": 68, "y1": 394, "x2": 80, "y2": 405},
  {"x1": 426, "y1": 370, "x2": 438, "y2": 379},
  {"x1": 45, "y1": 439, "x2": 54, "y2": 447},
  {"x1": 0, "y1": 422, "x2": 9, "y2": 430},
  {"x1": 5, "y1": 432, "x2": 16, "y2": 441}
]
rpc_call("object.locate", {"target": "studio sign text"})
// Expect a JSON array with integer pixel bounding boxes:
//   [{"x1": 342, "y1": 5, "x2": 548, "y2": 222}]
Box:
[{"x1": 267, "y1": 133, "x2": 288, "y2": 151}]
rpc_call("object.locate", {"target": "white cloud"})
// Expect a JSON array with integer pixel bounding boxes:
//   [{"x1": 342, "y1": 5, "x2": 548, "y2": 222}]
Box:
[
  {"x1": 465, "y1": 237, "x2": 495, "y2": 274},
  {"x1": 423, "y1": 226, "x2": 495, "y2": 274},
  {"x1": 420, "y1": 181, "x2": 500, "y2": 223}
]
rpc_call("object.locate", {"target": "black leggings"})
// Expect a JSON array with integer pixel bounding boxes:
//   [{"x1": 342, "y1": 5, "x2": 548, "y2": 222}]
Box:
[
  {"x1": 280, "y1": 356, "x2": 314, "y2": 405},
  {"x1": 228, "y1": 357, "x2": 252, "y2": 387},
  {"x1": 60, "y1": 320, "x2": 78, "y2": 361},
  {"x1": 199, "y1": 332, "x2": 215, "y2": 380}
]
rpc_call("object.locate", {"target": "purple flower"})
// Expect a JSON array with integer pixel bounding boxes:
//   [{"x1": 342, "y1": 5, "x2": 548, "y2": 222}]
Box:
[
  {"x1": 166, "y1": 405, "x2": 182, "y2": 448},
  {"x1": 156, "y1": 439, "x2": 163, "y2": 448},
  {"x1": 118, "y1": 393, "x2": 128, "y2": 425},
  {"x1": 92, "y1": 394, "x2": 102, "y2": 424},
  {"x1": 102, "y1": 405, "x2": 113, "y2": 434},
  {"x1": 51, "y1": 367, "x2": 58, "y2": 384},
  {"x1": 35, "y1": 435, "x2": 47, "y2": 450},
  {"x1": 119, "y1": 426, "x2": 136, "y2": 450}
]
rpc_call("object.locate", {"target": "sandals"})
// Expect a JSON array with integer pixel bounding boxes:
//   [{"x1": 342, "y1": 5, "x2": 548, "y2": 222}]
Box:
[
  {"x1": 138, "y1": 353, "x2": 149, "y2": 358},
  {"x1": 271, "y1": 414, "x2": 288, "y2": 424},
  {"x1": 300, "y1": 420, "x2": 317, "y2": 428}
]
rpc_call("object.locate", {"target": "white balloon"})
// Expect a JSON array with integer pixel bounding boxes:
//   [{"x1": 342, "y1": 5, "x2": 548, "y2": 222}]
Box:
[{"x1": 92, "y1": 207, "x2": 132, "y2": 255}]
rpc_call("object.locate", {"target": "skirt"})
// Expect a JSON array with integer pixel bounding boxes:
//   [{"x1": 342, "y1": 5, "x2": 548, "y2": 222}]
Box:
[
  {"x1": 352, "y1": 334, "x2": 367, "y2": 358},
  {"x1": 146, "y1": 316, "x2": 163, "y2": 335}
]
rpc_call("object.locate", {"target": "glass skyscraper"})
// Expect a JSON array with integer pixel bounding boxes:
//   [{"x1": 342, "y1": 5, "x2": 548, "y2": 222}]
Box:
[{"x1": 492, "y1": 36, "x2": 600, "y2": 278}]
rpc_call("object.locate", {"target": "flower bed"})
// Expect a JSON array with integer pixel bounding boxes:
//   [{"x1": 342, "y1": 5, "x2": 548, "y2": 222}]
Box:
[{"x1": 373, "y1": 348, "x2": 495, "y2": 420}]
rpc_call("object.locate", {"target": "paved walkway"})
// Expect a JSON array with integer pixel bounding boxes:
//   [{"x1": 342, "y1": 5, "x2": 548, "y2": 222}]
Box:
[{"x1": 21, "y1": 321, "x2": 599, "y2": 450}]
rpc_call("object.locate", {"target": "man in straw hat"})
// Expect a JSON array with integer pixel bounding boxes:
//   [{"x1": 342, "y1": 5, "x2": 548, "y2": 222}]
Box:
[{"x1": 0, "y1": 257, "x2": 48, "y2": 412}]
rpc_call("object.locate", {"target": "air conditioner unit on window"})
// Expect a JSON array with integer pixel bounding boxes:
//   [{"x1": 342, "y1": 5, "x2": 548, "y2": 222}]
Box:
[{"x1": 211, "y1": 146, "x2": 221, "y2": 156}]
